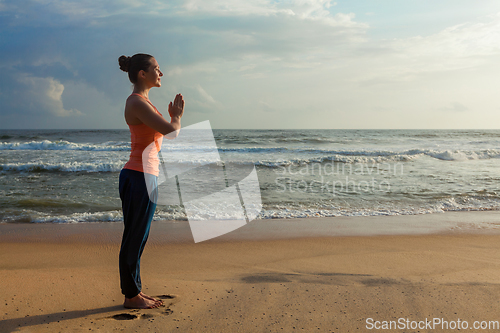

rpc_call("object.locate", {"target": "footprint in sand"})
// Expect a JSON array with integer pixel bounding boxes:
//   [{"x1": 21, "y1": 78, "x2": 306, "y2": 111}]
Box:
[
  {"x1": 110, "y1": 308, "x2": 173, "y2": 320},
  {"x1": 111, "y1": 313, "x2": 138, "y2": 320},
  {"x1": 140, "y1": 313, "x2": 155, "y2": 319}
]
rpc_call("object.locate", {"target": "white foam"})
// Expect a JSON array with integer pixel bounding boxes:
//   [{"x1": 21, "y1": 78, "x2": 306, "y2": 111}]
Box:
[
  {"x1": 249, "y1": 148, "x2": 500, "y2": 168},
  {"x1": 0, "y1": 140, "x2": 130, "y2": 151},
  {"x1": 0, "y1": 161, "x2": 124, "y2": 172}
]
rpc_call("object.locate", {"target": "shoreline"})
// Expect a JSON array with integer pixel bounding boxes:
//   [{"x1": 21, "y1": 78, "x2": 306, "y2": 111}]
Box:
[{"x1": 1, "y1": 210, "x2": 500, "y2": 244}]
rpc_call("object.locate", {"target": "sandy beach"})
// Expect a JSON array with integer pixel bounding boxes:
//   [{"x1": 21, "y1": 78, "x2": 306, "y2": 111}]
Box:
[{"x1": 2, "y1": 212, "x2": 500, "y2": 332}]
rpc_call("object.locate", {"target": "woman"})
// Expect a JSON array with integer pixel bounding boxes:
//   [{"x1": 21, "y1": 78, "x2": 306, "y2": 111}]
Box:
[{"x1": 118, "y1": 53, "x2": 184, "y2": 309}]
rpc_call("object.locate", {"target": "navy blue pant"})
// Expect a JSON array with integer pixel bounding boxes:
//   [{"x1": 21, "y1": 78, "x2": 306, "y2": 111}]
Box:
[{"x1": 119, "y1": 169, "x2": 157, "y2": 299}]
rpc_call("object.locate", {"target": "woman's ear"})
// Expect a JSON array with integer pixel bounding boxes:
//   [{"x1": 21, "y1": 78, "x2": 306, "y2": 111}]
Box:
[{"x1": 138, "y1": 70, "x2": 146, "y2": 80}]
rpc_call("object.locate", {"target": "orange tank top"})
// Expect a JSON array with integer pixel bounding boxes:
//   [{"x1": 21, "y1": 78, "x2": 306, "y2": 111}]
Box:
[{"x1": 123, "y1": 93, "x2": 164, "y2": 176}]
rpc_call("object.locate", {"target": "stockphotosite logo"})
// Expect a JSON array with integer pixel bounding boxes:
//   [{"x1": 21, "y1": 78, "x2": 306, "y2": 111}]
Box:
[{"x1": 142, "y1": 121, "x2": 262, "y2": 243}]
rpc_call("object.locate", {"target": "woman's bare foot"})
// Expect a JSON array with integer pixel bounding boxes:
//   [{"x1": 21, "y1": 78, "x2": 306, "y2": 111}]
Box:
[
  {"x1": 123, "y1": 294, "x2": 161, "y2": 309},
  {"x1": 140, "y1": 292, "x2": 163, "y2": 305}
]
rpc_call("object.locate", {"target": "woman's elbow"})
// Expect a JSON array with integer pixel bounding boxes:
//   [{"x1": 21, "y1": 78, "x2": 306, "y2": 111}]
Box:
[{"x1": 163, "y1": 126, "x2": 181, "y2": 139}]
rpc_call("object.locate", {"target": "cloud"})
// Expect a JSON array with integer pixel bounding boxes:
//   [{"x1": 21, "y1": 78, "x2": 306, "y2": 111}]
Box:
[
  {"x1": 181, "y1": 84, "x2": 219, "y2": 113},
  {"x1": 0, "y1": 0, "x2": 144, "y2": 25},
  {"x1": 0, "y1": 0, "x2": 356, "y2": 31},
  {"x1": 180, "y1": 0, "x2": 288, "y2": 16},
  {"x1": 196, "y1": 84, "x2": 217, "y2": 104},
  {"x1": 2, "y1": 0, "x2": 369, "y2": 74},
  {"x1": 238, "y1": 64, "x2": 256, "y2": 72},
  {"x1": 177, "y1": 0, "x2": 358, "y2": 29},
  {"x1": 259, "y1": 101, "x2": 274, "y2": 112},
  {"x1": 1, "y1": 0, "x2": 498, "y2": 129},
  {"x1": 440, "y1": 102, "x2": 469, "y2": 113},
  {"x1": 167, "y1": 63, "x2": 217, "y2": 77},
  {"x1": 395, "y1": 13, "x2": 500, "y2": 68},
  {"x1": 17, "y1": 74, "x2": 82, "y2": 117},
  {"x1": 352, "y1": 12, "x2": 500, "y2": 88}
]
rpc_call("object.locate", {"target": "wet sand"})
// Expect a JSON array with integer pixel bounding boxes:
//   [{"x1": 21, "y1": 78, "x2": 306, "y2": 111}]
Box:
[{"x1": 2, "y1": 211, "x2": 500, "y2": 332}]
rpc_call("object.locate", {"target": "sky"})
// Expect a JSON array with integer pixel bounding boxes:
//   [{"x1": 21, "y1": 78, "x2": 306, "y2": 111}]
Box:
[{"x1": 1, "y1": 0, "x2": 500, "y2": 129}]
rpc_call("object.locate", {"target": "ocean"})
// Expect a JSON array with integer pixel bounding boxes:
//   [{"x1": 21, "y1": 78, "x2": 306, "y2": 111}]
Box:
[{"x1": 1, "y1": 129, "x2": 500, "y2": 224}]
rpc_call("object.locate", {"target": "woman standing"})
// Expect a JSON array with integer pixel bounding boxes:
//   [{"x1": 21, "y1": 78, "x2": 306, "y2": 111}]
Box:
[{"x1": 118, "y1": 53, "x2": 184, "y2": 309}]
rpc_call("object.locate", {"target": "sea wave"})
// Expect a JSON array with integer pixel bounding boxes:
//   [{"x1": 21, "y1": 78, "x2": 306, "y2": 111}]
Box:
[
  {"x1": 0, "y1": 210, "x2": 124, "y2": 223},
  {"x1": 0, "y1": 208, "x2": 186, "y2": 223},
  {"x1": 250, "y1": 149, "x2": 500, "y2": 167},
  {"x1": 0, "y1": 161, "x2": 124, "y2": 173},
  {"x1": 3, "y1": 198, "x2": 500, "y2": 223},
  {"x1": 260, "y1": 198, "x2": 500, "y2": 219},
  {"x1": 2, "y1": 148, "x2": 498, "y2": 173},
  {"x1": 0, "y1": 140, "x2": 130, "y2": 151},
  {"x1": 222, "y1": 147, "x2": 500, "y2": 159},
  {"x1": 3, "y1": 140, "x2": 500, "y2": 164},
  {"x1": 248, "y1": 148, "x2": 500, "y2": 166},
  {"x1": 253, "y1": 155, "x2": 416, "y2": 167}
]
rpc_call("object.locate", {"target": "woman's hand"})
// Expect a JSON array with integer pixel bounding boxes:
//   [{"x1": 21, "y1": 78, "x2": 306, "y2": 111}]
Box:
[{"x1": 168, "y1": 93, "x2": 185, "y2": 118}]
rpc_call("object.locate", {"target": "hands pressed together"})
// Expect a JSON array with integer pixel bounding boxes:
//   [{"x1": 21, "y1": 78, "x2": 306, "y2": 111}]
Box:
[{"x1": 168, "y1": 93, "x2": 185, "y2": 119}]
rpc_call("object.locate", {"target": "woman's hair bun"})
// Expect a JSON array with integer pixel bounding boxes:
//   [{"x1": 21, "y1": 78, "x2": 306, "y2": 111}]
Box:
[
  {"x1": 118, "y1": 53, "x2": 153, "y2": 84},
  {"x1": 118, "y1": 55, "x2": 131, "y2": 72}
]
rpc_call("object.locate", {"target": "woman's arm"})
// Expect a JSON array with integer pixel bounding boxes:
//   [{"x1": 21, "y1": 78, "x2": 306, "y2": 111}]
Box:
[{"x1": 126, "y1": 94, "x2": 184, "y2": 135}]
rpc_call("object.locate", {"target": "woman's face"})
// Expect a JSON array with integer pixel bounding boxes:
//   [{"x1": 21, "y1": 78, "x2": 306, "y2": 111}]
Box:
[{"x1": 143, "y1": 58, "x2": 163, "y2": 88}]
